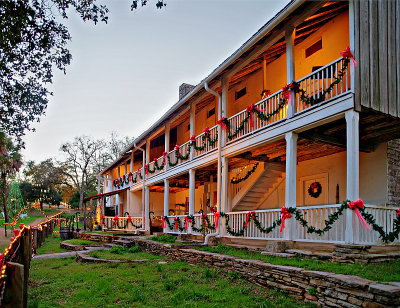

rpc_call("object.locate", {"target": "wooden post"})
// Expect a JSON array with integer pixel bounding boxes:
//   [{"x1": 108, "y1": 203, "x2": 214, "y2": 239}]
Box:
[
  {"x1": 163, "y1": 179, "x2": 169, "y2": 219},
  {"x1": 4, "y1": 262, "x2": 24, "y2": 308},
  {"x1": 188, "y1": 169, "x2": 196, "y2": 234},
  {"x1": 286, "y1": 26, "x2": 296, "y2": 117},
  {"x1": 165, "y1": 123, "x2": 170, "y2": 171},
  {"x1": 20, "y1": 229, "x2": 31, "y2": 308},
  {"x1": 190, "y1": 103, "x2": 196, "y2": 160}
]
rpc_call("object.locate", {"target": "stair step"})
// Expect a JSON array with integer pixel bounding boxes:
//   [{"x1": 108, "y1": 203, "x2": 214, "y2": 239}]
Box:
[
  {"x1": 112, "y1": 239, "x2": 135, "y2": 248},
  {"x1": 242, "y1": 196, "x2": 263, "y2": 202},
  {"x1": 246, "y1": 192, "x2": 266, "y2": 198}
]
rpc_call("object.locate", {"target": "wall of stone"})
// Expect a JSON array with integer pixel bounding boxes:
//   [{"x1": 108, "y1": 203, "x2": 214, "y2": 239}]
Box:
[
  {"x1": 136, "y1": 240, "x2": 400, "y2": 308},
  {"x1": 387, "y1": 139, "x2": 400, "y2": 206}
]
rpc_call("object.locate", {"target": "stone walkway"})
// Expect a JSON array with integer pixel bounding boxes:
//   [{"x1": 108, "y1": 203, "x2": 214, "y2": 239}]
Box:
[{"x1": 33, "y1": 246, "x2": 103, "y2": 260}]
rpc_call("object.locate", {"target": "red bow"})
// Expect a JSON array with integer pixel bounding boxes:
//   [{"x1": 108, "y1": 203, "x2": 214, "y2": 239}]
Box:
[
  {"x1": 217, "y1": 117, "x2": 229, "y2": 130},
  {"x1": 113, "y1": 215, "x2": 119, "y2": 226},
  {"x1": 128, "y1": 215, "x2": 132, "y2": 223},
  {"x1": 137, "y1": 167, "x2": 142, "y2": 177},
  {"x1": 162, "y1": 216, "x2": 166, "y2": 228},
  {"x1": 340, "y1": 46, "x2": 357, "y2": 68},
  {"x1": 162, "y1": 152, "x2": 168, "y2": 164},
  {"x1": 396, "y1": 209, "x2": 400, "y2": 216},
  {"x1": 214, "y1": 212, "x2": 221, "y2": 228},
  {"x1": 100, "y1": 215, "x2": 105, "y2": 225},
  {"x1": 184, "y1": 216, "x2": 191, "y2": 230},
  {"x1": 280, "y1": 206, "x2": 292, "y2": 232},
  {"x1": 203, "y1": 127, "x2": 211, "y2": 135},
  {"x1": 174, "y1": 144, "x2": 180, "y2": 151},
  {"x1": 202, "y1": 214, "x2": 209, "y2": 227},
  {"x1": 19, "y1": 223, "x2": 25, "y2": 229},
  {"x1": 145, "y1": 164, "x2": 149, "y2": 175},
  {"x1": 348, "y1": 199, "x2": 370, "y2": 231},
  {"x1": 245, "y1": 211, "x2": 255, "y2": 227},
  {"x1": 153, "y1": 158, "x2": 157, "y2": 163},
  {"x1": 13, "y1": 229, "x2": 20, "y2": 237},
  {"x1": 246, "y1": 105, "x2": 263, "y2": 128},
  {"x1": 174, "y1": 217, "x2": 179, "y2": 229},
  {"x1": 282, "y1": 82, "x2": 299, "y2": 105},
  {"x1": 190, "y1": 135, "x2": 196, "y2": 142},
  {"x1": 58, "y1": 219, "x2": 61, "y2": 228}
]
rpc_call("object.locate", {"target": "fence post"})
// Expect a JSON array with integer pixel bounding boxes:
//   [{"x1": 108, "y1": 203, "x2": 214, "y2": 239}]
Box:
[
  {"x1": 4, "y1": 262, "x2": 24, "y2": 307},
  {"x1": 20, "y1": 228, "x2": 31, "y2": 308}
]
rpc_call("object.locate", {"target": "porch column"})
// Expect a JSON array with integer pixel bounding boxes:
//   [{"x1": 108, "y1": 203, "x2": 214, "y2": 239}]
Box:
[
  {"x1": 189, "y1": 169, "x2": 196, "y2": 233},
  {"x1": 130, "y1": 152, "x2": 134, "y2": 173},
  {"x1": 286, "y1": 26, "x2": 296, "y2": 117},
  {"x1": 285, "y1": 132, "x2": 298, "y2": 240},
  {"x1": 210, "y1": 175, "x2": 214, "y2": 208},
  {"x1": 190, "y1": 103, "x2": 196, "y2": 160},
  {"x1": 144, "y1": 186, "x2": 150, "y2": 232},
  {"x1": 345, "y1": 110, "x2": 359, "y2": 244},
  {"x1": 221, "y1": 157, "x2": 229, "y2": 236},
  {"x1": 165, "y1": 123, "x2": 170, "y2": 170},
  {"x1": 164, "y1": 179, "x2": 169, "y2": 217},
  {"x1": 221, "y1": 77, "x2": 228, "y2": 146}
]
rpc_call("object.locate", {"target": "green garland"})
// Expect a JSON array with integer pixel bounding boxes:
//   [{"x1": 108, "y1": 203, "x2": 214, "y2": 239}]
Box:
[
  {"x1": 163, "y1": 200, "x2": 400, "y2": 243},
  {"x1": 293, "y1": 58, "x2": 350, "y2": 108},
  {"x1": 231, "y1": 163, "x2": 259, "y2": 184}
]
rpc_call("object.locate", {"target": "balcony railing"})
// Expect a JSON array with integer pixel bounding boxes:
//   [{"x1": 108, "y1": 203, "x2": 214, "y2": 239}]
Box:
[{"x1": 104, "y1": 216, "x2": 143, "y2": 231}]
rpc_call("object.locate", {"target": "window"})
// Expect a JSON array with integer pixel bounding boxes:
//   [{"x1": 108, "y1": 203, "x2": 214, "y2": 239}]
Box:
[
  {"x1": 235, "y1": 87, "x2": 247, "y2": 100},
  {"x1": 187, "y1": 124, "x2": 190, "y2": 131},
  {"x1": 305, "y1": 39, "x2": 322, "y2": 58},
  {"x1": 207, "y1": 108, "x2": 215, "y2": 118}
]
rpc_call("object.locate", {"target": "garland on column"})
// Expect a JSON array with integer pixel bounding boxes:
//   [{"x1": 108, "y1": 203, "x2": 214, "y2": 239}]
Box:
[
  {"x1": 163, "y1": 199, "x2": 400, "y2": 243},
  {"x1": 230, "y1": 163, "x2": 259, "y2": 184}
]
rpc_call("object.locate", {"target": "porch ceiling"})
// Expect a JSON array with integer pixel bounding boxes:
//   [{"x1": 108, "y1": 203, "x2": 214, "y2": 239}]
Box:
[{"x1": 228, "y1": 1, "x2": 349, "y2": 87}]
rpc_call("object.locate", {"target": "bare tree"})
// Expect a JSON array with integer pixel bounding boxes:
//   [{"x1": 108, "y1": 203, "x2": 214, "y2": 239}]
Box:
[{"x1": 59, "y1": 136, "x2": 105, "y2": 210}]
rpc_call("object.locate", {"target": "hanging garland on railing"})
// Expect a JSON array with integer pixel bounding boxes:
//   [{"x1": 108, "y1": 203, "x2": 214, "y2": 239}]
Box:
[
  {"x1": 163, "y1": 199, "x2": 400, "y2": 243},
  {"x1": 124, "y1": 212, "x2": 142, "y2": 229},
  {"x1": 230, "y1": 163, "x2": 259, "y2": 184}
]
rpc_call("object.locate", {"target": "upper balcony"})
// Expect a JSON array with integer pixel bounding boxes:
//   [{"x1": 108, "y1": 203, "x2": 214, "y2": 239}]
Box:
[{"x1": 107, "y1": 1, "x2": 352, "y2": 190}]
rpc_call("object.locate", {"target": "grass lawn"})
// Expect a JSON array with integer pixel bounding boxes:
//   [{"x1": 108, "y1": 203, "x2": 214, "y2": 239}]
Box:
[
  {"x1": 36, "y1": 234, "x2": 68, "y2": 255},
  {"x1": 197, "y1": 244, "x2": 400, "y2": 282},
  {"x1": 28, "y1": 257, "x2": 314, "y2": 308},
  {"x1": 89, "y1": 247, "x2": 163, "y2": 261}
]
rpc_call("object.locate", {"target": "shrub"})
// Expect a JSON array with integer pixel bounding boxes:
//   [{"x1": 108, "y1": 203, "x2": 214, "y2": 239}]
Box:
[
  {"x1": 128, "y1": 246, "x2": 141, "y2": 253},
  {"x1": 110, "y1": 246, "x2": 128, "y2": 254},
  {"x1": 148, "y1": 234, "x2": 177, "y2": 243}
]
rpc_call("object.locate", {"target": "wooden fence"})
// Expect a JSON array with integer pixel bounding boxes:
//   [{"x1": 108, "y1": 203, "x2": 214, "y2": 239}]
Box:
[{"x1": 0, "y1": 212, "x2": 63, "y2": 308}]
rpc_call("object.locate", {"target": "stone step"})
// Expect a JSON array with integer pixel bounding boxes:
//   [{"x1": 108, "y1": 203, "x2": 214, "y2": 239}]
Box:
[{"x1": 112, "y1": 239, "x2": 135, "y2": 248}]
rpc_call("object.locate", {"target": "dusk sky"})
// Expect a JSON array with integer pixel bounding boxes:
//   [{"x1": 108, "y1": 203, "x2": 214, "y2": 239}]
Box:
[{"x1": 21, "y1": 0, "x2": 289, "y2": 163}]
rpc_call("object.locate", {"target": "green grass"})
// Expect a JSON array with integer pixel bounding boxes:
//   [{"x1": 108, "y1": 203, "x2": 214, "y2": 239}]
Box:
[
  {"x1": 28, "y1": 258, "x2": 314, "y2": 308},
  {"x1": 148, "y1": 234, "x2": 177, "y2": 243},
  {"x1": 35, "y1": 234, "x2": 68, "y2": 255},
  {"x1": 63, "y1": 239, "x2": 102, "y2": 246},
  {"x1": 197, "y1": 244, "x2": 400, "y2": 282},
  {"x1": 89, "y1": 247, "x2": 162, "y2": 261}
]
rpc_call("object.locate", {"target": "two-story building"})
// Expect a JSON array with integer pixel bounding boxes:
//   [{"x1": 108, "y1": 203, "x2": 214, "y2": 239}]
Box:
[{"x1": 88, "y1": 0, "x2": 400, "y2": 248}]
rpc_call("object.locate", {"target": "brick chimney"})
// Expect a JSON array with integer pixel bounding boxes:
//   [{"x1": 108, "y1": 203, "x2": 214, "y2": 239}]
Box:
[{"x1": 179, "y1": 83, "x2": 195, "y2": 100}]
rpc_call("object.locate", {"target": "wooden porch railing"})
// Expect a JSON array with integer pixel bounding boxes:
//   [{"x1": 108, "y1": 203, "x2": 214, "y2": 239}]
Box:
[{"x1": 104, "y1": 216, "x2": 143, "y2": 231}]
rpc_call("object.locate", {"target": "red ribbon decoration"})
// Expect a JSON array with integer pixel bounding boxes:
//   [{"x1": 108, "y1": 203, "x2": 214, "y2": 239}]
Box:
[
  {"x1": 174, "y1": 217, "x2": 178, "y2": 229},
  {"x1": 162, "y1": 152, "x2": 168, "y2": 165},
  {"x1": 58, "y1": 219, "x2": 61, "y2": 228},
  {"x1": 214, "y1": 212, "x2": 221, "y2": 228},
  {"x1": 128, "y1": 215, "x2": 132, "y2": 223},
  {"x1": 246, "y1": 104, "x2": 263, "y2": 128},
  {"x1": 19, "y1": 223, "x2": 24, "y2": 229},
  {"x1": 348, "y1": 199, "x2": 370, "y2": 231},
  {"x1": 137, "y1": 167, "x2": 141, "y2": 177},
  {"x1": 340, "y1": 46, "x2": 357, "y2": 68},
  {"x1": 217, "y1": 117, "x2": 228, "y2": 130},
  {"x1": 245, "y1": 211, "x2": 255, "y2": 227},
  {"x1": 190, "y1": 135, "x2": 196, "y2": 142},
  {"x1": 202, "y1": 213, "x2": 208, "y2": 227},
  {"x1": 13, "y1": 229, "x2": 20, "y2": 237},
  {"x1": 203, "y1": 127, "x2": 211, "y2": 135},
  {"x1": 280, "y1": 206, "x2": 292, "y2": 232},
  {"x1": 162, "y1": 216, "x2": 166, "y2": 228},
  {"x1": 145, "y1": 163, "x2": 149, "y2": 175},
  {"x1": 396, "y1": 209, "x2": 400, "y2": 216},
  {"x1": 100, "y1": 215, "x2": 105, "y2": 225},
  {"x1": 184, "y1": 216, "x2": 191, "y2": 230},
  {"x1": 113, "y1": 215, "x2": 119, "y2": 226}
]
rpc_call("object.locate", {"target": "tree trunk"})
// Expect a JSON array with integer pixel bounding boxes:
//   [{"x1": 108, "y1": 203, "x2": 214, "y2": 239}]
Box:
[{"x1": 2, "y1": 172, "x2": 8, "y2": 223}]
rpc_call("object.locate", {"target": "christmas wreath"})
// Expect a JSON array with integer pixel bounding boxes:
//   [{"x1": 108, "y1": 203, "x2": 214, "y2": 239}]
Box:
[{"x1": 308, "y1": 181, "x2": 322, "y2": 198}]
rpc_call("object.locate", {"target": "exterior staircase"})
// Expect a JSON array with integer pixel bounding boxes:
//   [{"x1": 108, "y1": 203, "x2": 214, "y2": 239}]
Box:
[{"x1": 231, "y1": 162, "x2": 285, "y2": 212}]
